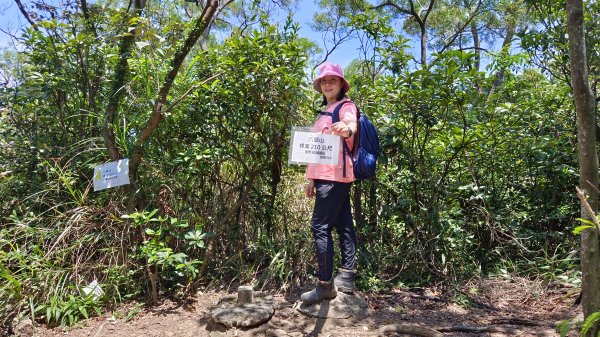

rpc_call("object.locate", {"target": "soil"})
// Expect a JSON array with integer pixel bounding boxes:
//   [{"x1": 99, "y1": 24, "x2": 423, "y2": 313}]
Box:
[{"x1": 35, "y1": 276, "x2": 581, "y2": 337}]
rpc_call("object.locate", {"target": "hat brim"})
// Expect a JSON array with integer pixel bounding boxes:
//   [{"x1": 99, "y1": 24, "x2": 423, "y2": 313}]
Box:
[{"x1": 313, "y1": 76, "x2": 351, "y2": 93}]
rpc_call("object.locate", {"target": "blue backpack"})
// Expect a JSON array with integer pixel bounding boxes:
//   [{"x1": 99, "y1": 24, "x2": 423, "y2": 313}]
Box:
[{"x1": 322, "y1": 100, "x2": 380, "y2": 180}]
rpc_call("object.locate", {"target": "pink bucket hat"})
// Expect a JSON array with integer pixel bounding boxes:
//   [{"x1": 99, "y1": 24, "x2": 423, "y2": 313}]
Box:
[{"x1": 312, "y1": 62, "x2": 351, "y2": 93}]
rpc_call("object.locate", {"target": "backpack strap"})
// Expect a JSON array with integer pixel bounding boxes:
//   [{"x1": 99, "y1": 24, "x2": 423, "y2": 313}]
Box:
[{"x1": 332, "y1": 101, "x2": 356, "y2": 178}]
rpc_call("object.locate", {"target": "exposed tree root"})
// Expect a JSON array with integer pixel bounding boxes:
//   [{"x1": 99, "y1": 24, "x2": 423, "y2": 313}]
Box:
[
  {"x1": 354, "y1": 323, "x2": 522, "y2": 336},
  {"x1": 375, "y1": 324, "x2": 444, "y2": 337},
  {"x1": 491, "y1": 317, "x2": 543, "y2": 326},
  {"x1": 438, "y1": 325, "x2": 518, "y2": 334}
]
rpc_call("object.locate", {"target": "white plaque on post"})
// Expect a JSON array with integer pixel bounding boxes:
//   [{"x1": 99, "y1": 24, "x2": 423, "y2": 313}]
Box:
[
  {"x1": 93, "y1": 159, "x2": 130, "y2": 191},
  {"x1": 288, "y1": 127, "x2": 340, "y2": 165}
]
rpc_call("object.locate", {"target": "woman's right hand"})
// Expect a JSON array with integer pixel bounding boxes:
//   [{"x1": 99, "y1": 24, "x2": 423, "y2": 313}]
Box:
[{"x1": 305, "y1": 179, "x2": 315, "y2": 198}]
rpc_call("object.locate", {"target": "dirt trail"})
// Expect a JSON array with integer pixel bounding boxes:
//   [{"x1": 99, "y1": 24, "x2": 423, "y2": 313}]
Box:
[{"x1": 37, "y1": 277, "x2": 580, "y2": 337}]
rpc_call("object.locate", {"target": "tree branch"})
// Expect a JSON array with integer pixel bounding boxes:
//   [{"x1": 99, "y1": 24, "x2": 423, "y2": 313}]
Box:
[
  {"x1": 437, "y1": 0, "x2": 482, "y2": 55},
  {"x1": 422, "y1": 0, "x2": 436, "y2": 22},
  {"x1": 576, "y1": 186, "x2": 600, "y2": 230},
  {"x1": 78, "y1": 0, "x2": 97, "y2": 36},
  {"x1": 162, "y1": 72, "x2": 223, "y2": 115},
  {"x1": 371, "y1": 0, "x2": 412, "y2": 15},
  {"x1": 14, "y1": 0, "x2": 39, "y2": 31}
]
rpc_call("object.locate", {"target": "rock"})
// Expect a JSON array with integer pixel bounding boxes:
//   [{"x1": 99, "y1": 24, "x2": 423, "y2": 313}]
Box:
[
  {"x1": 209, "y1": 292, "x2": 277, "y2": 328},
  {"x1": 12, "y1": 318, "x2": 33, "y2": 337},
  {"x1": 296, "y1": 292, "x2": 368, "y2": 320}
]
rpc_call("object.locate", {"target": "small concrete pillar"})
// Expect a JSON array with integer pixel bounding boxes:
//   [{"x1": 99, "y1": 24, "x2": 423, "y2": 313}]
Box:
[{"x1": 237, "y1": 285, "x2": 254, "y2": 305}]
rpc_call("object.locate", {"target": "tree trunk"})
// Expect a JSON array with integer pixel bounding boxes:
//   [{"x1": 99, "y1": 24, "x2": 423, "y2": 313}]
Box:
[
  {"x1": 566, "y1": 1, "x2": 600, "y2": 335},
  {"x1": 103, "y1": 0, "x2": 145, "y2": 161},
  {"x1": 420, "y1": 24, "x2": 427, "y2": 67},
  {"x1": 492, "y1": 24, "x2": 515, "y2": 88},
  {"x1": 470, "y1": 22, "x2": 480, "y2": 71},
  {"x1": 128, "y1": 0, "x2": 219, "y2": 185}
]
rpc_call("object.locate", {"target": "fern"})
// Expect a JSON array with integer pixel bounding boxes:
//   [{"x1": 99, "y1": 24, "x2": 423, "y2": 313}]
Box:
[{"x1": 581, "y1": 311, "x2": 600, "y2": 337}]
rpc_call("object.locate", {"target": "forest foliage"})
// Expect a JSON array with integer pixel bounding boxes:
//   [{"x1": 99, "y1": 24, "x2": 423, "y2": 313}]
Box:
[{"x1": 0, "y1": 0, "x2": 597, "y2": 329}]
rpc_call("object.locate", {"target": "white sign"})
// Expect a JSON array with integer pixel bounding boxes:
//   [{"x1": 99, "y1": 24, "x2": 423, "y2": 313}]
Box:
[
  {"x1": 288, "y1": 127, "x2": 340, "y2": 165},
  {"x1": 93, "y1": 159, "x2": 130, "y2": 191}
]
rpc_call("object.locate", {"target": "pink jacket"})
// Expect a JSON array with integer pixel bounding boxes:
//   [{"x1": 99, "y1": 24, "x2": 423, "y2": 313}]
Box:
[{"x1": 305, "y1": 99, "x2": 358, "y2": 183}]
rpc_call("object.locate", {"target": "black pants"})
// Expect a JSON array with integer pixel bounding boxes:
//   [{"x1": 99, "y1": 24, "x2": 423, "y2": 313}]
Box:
[{"x1": 311, "y1": 179, "x2": 356, "y2": 281}]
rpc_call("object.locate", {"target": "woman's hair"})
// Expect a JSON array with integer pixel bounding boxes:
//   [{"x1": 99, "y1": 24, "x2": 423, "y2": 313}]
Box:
[{"x1": 321, "y1": 89, "x2": 347, "y2": 106}]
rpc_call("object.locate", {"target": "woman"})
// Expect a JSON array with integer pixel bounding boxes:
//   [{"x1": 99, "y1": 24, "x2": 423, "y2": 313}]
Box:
[{"x1": 301, "y1": 62, "x2": 358, "y2": 305}]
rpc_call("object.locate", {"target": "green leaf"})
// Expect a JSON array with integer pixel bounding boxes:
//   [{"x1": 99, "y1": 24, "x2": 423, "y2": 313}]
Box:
[
  {"x1": 0, "y1": 270, "x2": 22, "y2": 294},
  {"x1": 573, "y1": 225, "x2": 594, "y2": 235},
  {"x1": 148, "y1": 209, "x2": 158, "y2": 218},
  {"x1": 79, "y1": 306, "x2": 88, "y2": 319},
  {"x1": 557, "y1": 319, "x2": 572, "y2": 337},
  {"x1": 581, "y1": 311, "x2": 600, "y2": 336},
  {"x1": 576, "y1": 218, "x2": 595, "y2": 226},
  {"x1": 94, "y1": 306, "x2": 101, "y2": 315}
]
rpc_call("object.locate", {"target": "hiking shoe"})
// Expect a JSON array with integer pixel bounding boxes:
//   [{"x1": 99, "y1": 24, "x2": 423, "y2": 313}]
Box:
[
  {"x1": 301, "y1": 279, "x2": 337, "y2": 305},
  {"x1": 334, "y1": 268, "x2": 357, "y2": 293}
]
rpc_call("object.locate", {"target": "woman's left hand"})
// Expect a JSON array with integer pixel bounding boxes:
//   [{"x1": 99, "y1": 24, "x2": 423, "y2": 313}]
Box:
[{"x1": 331, "y1": 121, "x2": 351, "y2": 138}]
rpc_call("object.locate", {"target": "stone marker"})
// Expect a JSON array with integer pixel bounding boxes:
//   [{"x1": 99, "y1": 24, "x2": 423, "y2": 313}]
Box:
[
  {"x1": 210, "y1": 286, "x2": 277, "y2": 328},
  {"x1": 237, "y1": 285, "x2": 254, "y2": 305},
  {"x1": 296, "y1": 292, "x2": 368, "y2": 319}
]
